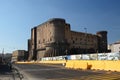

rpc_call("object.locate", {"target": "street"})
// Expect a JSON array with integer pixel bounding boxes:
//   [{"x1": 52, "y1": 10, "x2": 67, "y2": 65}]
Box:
[{"x1": 14, "y1": 63, "x2": 120, "y2": 80}]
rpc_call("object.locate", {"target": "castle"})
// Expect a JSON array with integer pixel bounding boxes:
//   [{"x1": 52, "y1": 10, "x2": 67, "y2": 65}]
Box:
[{"x1": 28, "y1": 18, "x2": 108, "y2": 60}]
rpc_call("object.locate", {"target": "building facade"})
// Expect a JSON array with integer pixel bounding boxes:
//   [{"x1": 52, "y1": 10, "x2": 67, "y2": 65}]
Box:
[
  {"x1": 28, "y1": 18, "x2": 108, "y2": 60},
  {"x1": 109, "y1": 41, "x2": 120, "y2": 53},
  {"x1": 12, "y1": 50, "x2": 28, "y2": 62}
]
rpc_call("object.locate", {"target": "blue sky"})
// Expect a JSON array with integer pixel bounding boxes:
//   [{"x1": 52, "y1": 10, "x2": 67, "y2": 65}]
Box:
[{"x1": 0, "y1": 0, "x2": 120, "y2": 53}]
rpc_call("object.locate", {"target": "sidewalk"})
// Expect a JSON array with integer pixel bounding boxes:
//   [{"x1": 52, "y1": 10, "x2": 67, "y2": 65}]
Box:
[
  {"x1": 0, "y1": 64, "x2": 25, "y2": 80},
  {"x1": 0, "y1": 74, "x2": 14, "y2": 80},
  {"x1": 0, "y1": 64, "x2": 13, "y2": 80}
]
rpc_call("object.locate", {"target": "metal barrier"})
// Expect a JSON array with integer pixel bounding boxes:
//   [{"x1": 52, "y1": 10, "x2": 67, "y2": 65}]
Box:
[
  {"x1": 41, "y1": 52, "x2": 120, "y2": 61},
  {"x1": 12, "y1": 66, "x2": 24, "y2": 80}
]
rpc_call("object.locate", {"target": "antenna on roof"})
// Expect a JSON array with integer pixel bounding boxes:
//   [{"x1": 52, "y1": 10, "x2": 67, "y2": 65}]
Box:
[
  {"x1": 2, "y1": 48, "x2": 4, "y2": 63},
  {"x1": 2, "y1": 48, "x2": 4, "y2": 54}
]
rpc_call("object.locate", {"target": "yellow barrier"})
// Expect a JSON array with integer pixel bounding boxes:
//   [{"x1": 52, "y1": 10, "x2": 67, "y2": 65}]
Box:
[
  {"x1": 16, "y1": 61, "x2": 40, "y2": 64},
  {"x1": 39, "y1": 60, "x2": 66, "y2": 64},
  {"x1": 65, "y1": 60, "x2": 120, "y2": 72},
  {"x1": 65, "y1": 60, "x2": 88, "y2": 69},
  {"x1": 90, "y1": 61, "x2": 105, "y2": 70},
  {"x1": 16, "y1": 60, "x2": 66, "y2": 64},
  {"x1": 104, "y1": 61, "x2": 120, "y2": 71},
  {"x1": 65, "y1": 60, "x2": 75, "y2": 69}
]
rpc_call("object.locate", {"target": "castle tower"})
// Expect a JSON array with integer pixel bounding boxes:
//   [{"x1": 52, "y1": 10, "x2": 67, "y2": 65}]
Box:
[
  {"x1": 45, "y1": 18, "x2": 69, "y2": 56},
  {"x1": 31, "y1": 27, "x2": 37, "y2": 60},
  {"x1": 49, "y1": 18, "x2": 66, "y2": 42},
  {"x1": 97, "y1": 31, "x2": 108, "y2": 53}
]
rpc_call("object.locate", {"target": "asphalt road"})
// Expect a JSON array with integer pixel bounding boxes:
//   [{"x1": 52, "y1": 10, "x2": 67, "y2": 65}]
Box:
[{"x1": 13, "y1": 63, "x2": 120, "y2": 80}]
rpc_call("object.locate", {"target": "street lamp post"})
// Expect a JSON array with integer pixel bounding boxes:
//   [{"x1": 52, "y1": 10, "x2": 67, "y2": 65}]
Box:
[
  {"x1": 81, "y1": 28, "x2": 87, "y2": 60},
  {"x1": 84, "y1": 28, "x2": 87, "y2": 54}
]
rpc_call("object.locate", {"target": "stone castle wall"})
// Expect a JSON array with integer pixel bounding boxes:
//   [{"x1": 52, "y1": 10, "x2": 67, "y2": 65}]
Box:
[{"x1": 28, "y1": 18, "x2": 108, "y2": 60}]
